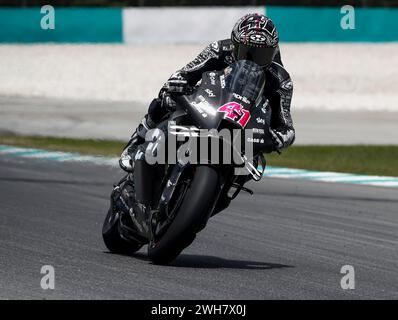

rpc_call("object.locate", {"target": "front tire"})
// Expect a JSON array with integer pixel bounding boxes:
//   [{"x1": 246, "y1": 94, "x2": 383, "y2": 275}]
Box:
[{"x1": 148, "y1": 166, "x2": 219, "y2": 265}]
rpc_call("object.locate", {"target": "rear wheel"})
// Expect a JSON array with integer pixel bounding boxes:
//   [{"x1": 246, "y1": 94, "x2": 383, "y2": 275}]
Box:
[
  {"x1": 148, "y1": 166, "x2": 219, "y2": 265},
  {"x1": 102, "y1": 206, "x2": 143, "y2": 255}
]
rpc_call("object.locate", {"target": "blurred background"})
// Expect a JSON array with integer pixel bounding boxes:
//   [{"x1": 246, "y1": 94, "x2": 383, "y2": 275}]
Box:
[
  {"x1": 0, "y1": 0, "x2": 397, "y2": 173},
  {"x1": 2, "y1": 1, "x2": 398, "y2": 6}
]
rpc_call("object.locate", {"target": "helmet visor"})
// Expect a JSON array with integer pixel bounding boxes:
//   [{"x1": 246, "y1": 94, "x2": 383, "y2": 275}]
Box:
[{"x1": 233, "y1": 43, "x2": 277, "y2": 68}]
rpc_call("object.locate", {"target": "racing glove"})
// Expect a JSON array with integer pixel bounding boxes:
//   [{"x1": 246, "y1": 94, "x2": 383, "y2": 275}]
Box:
[
  {"x1": 269, "y1": 128, "x2": 284, "y2": 151},
  {"x1": 162, "y1": 71, "x2": 189, "y2": 94}
]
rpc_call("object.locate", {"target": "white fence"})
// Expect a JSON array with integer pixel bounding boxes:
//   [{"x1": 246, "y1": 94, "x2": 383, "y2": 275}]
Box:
[{"x1": 122, "y1": 7, "x2": 264, "y2": 44}]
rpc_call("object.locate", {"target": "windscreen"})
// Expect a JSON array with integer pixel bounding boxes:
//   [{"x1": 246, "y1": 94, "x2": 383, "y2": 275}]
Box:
[{"x1": 224, "y1": 60, "x2": 265, "y2": 104}]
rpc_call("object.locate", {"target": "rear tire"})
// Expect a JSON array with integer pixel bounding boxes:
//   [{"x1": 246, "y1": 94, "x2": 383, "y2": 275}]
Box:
[
  {"x1": 148, "y1": 166, "x2": 219, "y2": 265},
  {"x1": 102, "y1": 207, "x2": 142, "y2": 255}
]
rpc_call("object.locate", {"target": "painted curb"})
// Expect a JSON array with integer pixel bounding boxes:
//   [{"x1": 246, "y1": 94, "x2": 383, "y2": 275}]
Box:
[{"x1": 1, "y1": 145, "x2": 397, "y2": 188}]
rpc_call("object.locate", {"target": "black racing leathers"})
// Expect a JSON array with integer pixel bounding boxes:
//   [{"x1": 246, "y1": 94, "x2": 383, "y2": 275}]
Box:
[
  {"x1": 154, "y1": 38, "x2": 295, "y2": 150},
  {"x1": 121, "y1": 39, "x2": 295, "y2": 172},
  {"x1": 148, "y1": 39, "x2": 295, "y2": 150}
]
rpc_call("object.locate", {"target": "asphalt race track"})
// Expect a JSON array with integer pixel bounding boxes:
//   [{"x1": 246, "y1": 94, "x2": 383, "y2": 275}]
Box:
[{"x1": 0, "y1": 156, "x2": 397, "y2": 299}]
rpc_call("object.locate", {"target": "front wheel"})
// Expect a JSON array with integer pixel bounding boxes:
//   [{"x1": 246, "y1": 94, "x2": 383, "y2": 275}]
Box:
[{"x1": 148, "y1": 166, "x2": 219, "y2": 265}]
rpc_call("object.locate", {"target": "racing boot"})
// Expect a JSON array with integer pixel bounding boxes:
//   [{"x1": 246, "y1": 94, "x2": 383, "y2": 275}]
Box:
[{"x1": 119, "y1": 115, "x2": 156, "y2": 172}]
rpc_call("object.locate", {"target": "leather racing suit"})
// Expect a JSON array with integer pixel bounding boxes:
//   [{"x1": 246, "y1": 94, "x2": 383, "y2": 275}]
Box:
[
  {"x1": 151, "y1": 38, "x2": 295, "y2": 150},
  {"x1": 120, "y1": 38, "x2": 295, "y2": 172}
]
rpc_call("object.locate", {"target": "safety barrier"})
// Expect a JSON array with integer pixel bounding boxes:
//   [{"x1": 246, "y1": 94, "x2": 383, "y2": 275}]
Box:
[{"x1": 0, "y1": 6, "x2": 397, "y2": 43}]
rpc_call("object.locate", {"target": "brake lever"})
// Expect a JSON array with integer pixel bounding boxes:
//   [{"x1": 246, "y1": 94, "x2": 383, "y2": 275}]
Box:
[
  {"x1": 161, "y1": 93, "x2": 177, "y2": 110},
  {"x1": 162, "y1": 84, "x2": 195, "y2": 110}
]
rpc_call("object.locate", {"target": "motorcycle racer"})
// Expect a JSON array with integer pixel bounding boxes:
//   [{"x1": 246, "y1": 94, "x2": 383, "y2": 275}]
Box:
[{"x1": 120, "y1": 13, "x2": 295, "y2": 172}]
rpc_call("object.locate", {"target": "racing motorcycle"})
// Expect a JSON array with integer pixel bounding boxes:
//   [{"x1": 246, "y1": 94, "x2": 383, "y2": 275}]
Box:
[{"x1": 102, "y1": 60, "x2": 275, "y2": 265}]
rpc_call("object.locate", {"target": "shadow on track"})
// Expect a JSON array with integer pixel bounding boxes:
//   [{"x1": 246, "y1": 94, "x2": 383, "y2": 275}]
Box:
[
  {"x1": 106, "y1": 251, "x2": 294, "y2": 270},
  {"x1": 170, "y1": 254, "x2": 294, "y2": 270}
]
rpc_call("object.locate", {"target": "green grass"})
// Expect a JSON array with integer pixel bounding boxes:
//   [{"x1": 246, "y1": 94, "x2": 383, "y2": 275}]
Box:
[
  {"x1": 266, "y1": 145, "x2": 398, "y2": 177},
  {"x1": 0, "y1": 135, "x2": 125, "y2": 157},
  {"x1": 0, "y1": 135, "x2": 397, "y2": 177}
]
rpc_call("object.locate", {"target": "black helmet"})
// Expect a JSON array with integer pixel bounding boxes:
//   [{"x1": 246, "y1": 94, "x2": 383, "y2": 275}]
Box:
[{"x1": 231, "y1": 13, "x2": 279, "y2": 68}]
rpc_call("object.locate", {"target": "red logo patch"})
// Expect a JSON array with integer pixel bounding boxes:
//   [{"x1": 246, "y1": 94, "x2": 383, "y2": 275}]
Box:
[{"x1": 217, "y1": 102, "x2": 251, "y2": 127}]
